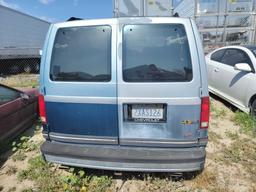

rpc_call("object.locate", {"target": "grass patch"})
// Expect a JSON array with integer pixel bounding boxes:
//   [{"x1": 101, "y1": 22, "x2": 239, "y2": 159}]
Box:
[
  {"x1": 192, "y1": 169, "x2": 217, "y2": 189},
  {"x1": 191, "y1": 169, "x2": 228, "y2": 192},
  {"x1": 233, "y1": 111, "x2": 256, "y2": 137},
  {"x1": 5, "y1": 165, "x2": 17, "y2": 176},
  {"x1": 208, "y1": 131, "x2": 222, "y2": 144},
  {"x1": 221, "y1": 138, "x2": 256, "y2": 163},
  {"x1": 225, "y1": 131, "x2": 239, "y2": 140},
  {"x1": 210, "y1": 98, "x2": 215, "y2": 112},
  {"x1": 18, "y1": 155, "x2": 113, "y2": 192},
  {"x1": 139, "y1": 177, "x2": 187, "y2": 192},
  {"x1": 12, "y1": 151, "x2": 27, "y2": 162},
  {"x1": 218, "y1": 138, "x2": 256, "y2": 182},
  {"x1": 12, "y1": 136, "x2": 38, "y2": 153},
  {"x1": 0, "y1": 74, "x2": 39, "y2": 88},
  {"x1": 18, "y1": 155, "x2": 59, "y2": 191},
  {"x1": 215, "y1": 109, "x2": 227, "y2": 118},
  {"x1": 11, "y1": 136, "x2": 37, "y2": 162},
  {"x1": 12, "y1": 136, "x2": 38, "y2": 161},
  {"x1": 211, "y1": 100, "x2": 227, "y2": 118},
  {"x1": 79, "y1": 175, "x2": 112, "y2": 192},
  {"x1": 34, "y1": 124, "x2": 41, "y2": 134},
  {"x1": 22, "y1": 188, "x2": 33, "y2": 192},
  {"x1": 7, "y1": 187, "x2": 16, "y2": 192}
]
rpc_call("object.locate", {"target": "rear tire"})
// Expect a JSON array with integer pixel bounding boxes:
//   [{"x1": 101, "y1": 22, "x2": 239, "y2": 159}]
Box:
[
  {"x1": 24, "y1": 64, "x2": 32, "y2": 73},
  {"x1": 41, "y1": 153, "x2": 46, "y2": 162},
  {"x1": 34, "y1": 63, "x2": 40, "y2": 73},
  {"x1": 183, "y1": 169, "x2": 203, "y2": 180},
  {"x1": 10, "y1": 65, "x2": 20, "y2": 74},
  {"x1": 251, "y1": 99, "x2": 256, "y2": 118}
]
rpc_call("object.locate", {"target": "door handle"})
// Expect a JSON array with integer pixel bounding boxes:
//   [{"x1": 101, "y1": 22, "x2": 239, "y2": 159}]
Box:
[{"x1": 214, "y1": 68, "x2": 220, "y2": 72}]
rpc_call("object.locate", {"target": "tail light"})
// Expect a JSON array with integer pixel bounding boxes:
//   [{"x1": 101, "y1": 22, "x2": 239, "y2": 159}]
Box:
[
  {"x1": 38, "y1": 94, "x2": 47, "y2": 124},
  {"x1": 200, "y1": 97, "x2": 210, "y2": 129}
]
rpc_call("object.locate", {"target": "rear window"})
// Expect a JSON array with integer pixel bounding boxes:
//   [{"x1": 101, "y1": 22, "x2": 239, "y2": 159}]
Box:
[
  {"x1": 50, "y1": 25, "x2": 111, "y2": 82},
  {"x1": 122, "y1": 24, "x2": 192, "y2": 82}
]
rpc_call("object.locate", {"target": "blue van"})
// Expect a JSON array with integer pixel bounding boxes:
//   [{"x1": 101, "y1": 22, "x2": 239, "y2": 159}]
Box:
[{"x1": 39, "y1": 17, "x2": 209, "y2": 172}]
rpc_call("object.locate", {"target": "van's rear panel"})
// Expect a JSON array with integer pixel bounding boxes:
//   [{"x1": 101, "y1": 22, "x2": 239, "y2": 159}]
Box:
[
  {"x1": 117, "y1": 18, "x2": 203, "y2": 147},
  {"x1": 40, "y1": 17, "x2": 209, "y2": 172},
  {"x1": 41, "y1": 20, "x2": 119, "y2": 144}
]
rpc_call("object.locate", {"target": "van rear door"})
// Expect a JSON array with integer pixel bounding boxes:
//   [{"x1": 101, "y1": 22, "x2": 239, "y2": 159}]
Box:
[
  {"x1": 42, "y1": 20, "x2": 119, "y2": 145},
  {"x1": 117, "y1": 18, "x2": 203, "y2": 147}
]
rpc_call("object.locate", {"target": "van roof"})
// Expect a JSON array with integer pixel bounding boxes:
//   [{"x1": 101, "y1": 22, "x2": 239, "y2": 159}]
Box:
[{"x1": 54, "y1": 17, "x2": 191, "y2": 27}]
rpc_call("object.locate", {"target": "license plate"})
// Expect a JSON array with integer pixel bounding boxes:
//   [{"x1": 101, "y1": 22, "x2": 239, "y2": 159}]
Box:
[{"x1": 131, "y1": 104, "x2": 164, "y2": 121}]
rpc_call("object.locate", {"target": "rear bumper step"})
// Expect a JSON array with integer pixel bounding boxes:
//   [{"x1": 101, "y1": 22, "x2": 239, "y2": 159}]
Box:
[{"x1": 41, "y1": 141, "x2": 206, "y2": 172}]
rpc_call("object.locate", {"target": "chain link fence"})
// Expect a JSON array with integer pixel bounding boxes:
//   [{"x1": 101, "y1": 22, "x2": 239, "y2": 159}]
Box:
[
  {"x1": 0, "y1": 73, "x2": 39, "y2": 88},
  {"x1": 0, "y1": 57, "x2": 40, "y2": 76}
]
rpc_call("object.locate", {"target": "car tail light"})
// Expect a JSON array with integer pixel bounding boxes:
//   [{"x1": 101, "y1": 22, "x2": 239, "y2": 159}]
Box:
[
  {"x1": 200, "y1": 97, "x2": 210, "y2": 129},
  {"x1": 38, "y1": 94, "x2": 47, "y2": 124}
]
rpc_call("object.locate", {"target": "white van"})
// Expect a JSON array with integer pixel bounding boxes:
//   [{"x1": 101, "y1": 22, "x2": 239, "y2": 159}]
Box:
[{"x1": 39, "y1": 17, "x2": 209, "y2": 172}]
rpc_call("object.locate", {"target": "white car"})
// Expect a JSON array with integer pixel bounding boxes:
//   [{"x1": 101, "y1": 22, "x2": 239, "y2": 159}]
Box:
[{"x1": 206, "y1": 45, "x2": 256, "y2": 116}]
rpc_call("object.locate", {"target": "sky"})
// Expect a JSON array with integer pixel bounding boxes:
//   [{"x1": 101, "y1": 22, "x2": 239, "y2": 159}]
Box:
[{"x1": 0, "y1": 0, "x2": 182, "y2": 23}]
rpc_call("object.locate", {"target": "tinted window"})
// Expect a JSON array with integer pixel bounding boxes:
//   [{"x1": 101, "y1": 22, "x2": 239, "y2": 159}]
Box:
[
  {"x1": 221, "y1": 49, "x2": 252, "y2": 67},
  {"x1": 50, "y1": 26, "x2": 111, "y2": 82},
  {"x1": 211, "y1": 49, "x2": 225, "y2": 62},
  {"x1": 123, "y1": 24, "x2": 192, "y2": 82},
  {"x1": 0, "y1": 86, "x2": 20, "y2": 105}
]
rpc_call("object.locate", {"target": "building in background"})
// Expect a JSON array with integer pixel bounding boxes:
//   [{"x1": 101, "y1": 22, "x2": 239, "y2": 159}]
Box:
[
  {"x1": 114, "y1": 0, "x2": 174, "y2": 17},
  {"x1": 0, "y1": 5, "x2": 50, "y2": 74},
  {"x1": 174, "y1": 0, "x2": 256, "y2": 53}
]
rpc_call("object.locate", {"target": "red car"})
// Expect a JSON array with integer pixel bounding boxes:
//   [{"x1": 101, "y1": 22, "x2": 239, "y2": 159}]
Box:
[{"x1": 0, "y1": 84, "x2": 39, "y2": 146}]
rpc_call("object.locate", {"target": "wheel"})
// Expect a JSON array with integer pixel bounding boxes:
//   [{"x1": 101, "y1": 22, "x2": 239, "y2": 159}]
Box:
[
  {"x1": 24, "y1": 64, "x2": 32, "y2": 73},
  {"x1": 41, "y1": 153, "x2": 46, "y2": 162},
  {"x1": 9, "y1": 65, "x2": 20, "y2": 74},
  {"x1": 183, "y1": 169, "x2": 204, "y2": 180},
  {"x1": 251, "y1": 99, "x2": 256, "y2": 118},
  {"x1": 34, "y1": 63, "x2": 40, "y2": 73}
]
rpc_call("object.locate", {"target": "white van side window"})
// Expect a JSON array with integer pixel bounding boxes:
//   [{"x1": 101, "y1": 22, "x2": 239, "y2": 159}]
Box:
[
  {"x1": 50, "y1": 25, "x2": 112, "y2": 82},
  {"x1": 123, "y1": 24, "x2": 192, "y2": 82}
]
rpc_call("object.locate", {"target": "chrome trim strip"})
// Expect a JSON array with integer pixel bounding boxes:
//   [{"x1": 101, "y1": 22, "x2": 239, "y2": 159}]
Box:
[
  {"x1": 49, "y1": 133, "x2": 118, "y2": 144},
  {"x1": 44, "y1": 96, "x2": 200, "y2": 105},
  {"x1": 118, "y1": 97, "x2": 201, "y2": 105},
  {"x1": 120, "y1": 139, "x2": 198, "y2": 146},
  {"x1": 45, "y1": 95, "x2": 116, "y2": 104}
]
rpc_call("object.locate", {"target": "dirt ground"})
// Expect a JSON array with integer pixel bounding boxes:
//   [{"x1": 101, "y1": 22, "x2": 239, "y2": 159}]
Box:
[{"x1": 0, "y1": 75, "x2": 255, "y2": 192}]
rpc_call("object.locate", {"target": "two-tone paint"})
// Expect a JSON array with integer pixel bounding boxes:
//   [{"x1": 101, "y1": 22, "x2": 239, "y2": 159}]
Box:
[{"x1": 40, "y1": 17, "x2": 209, "y2": 172}]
